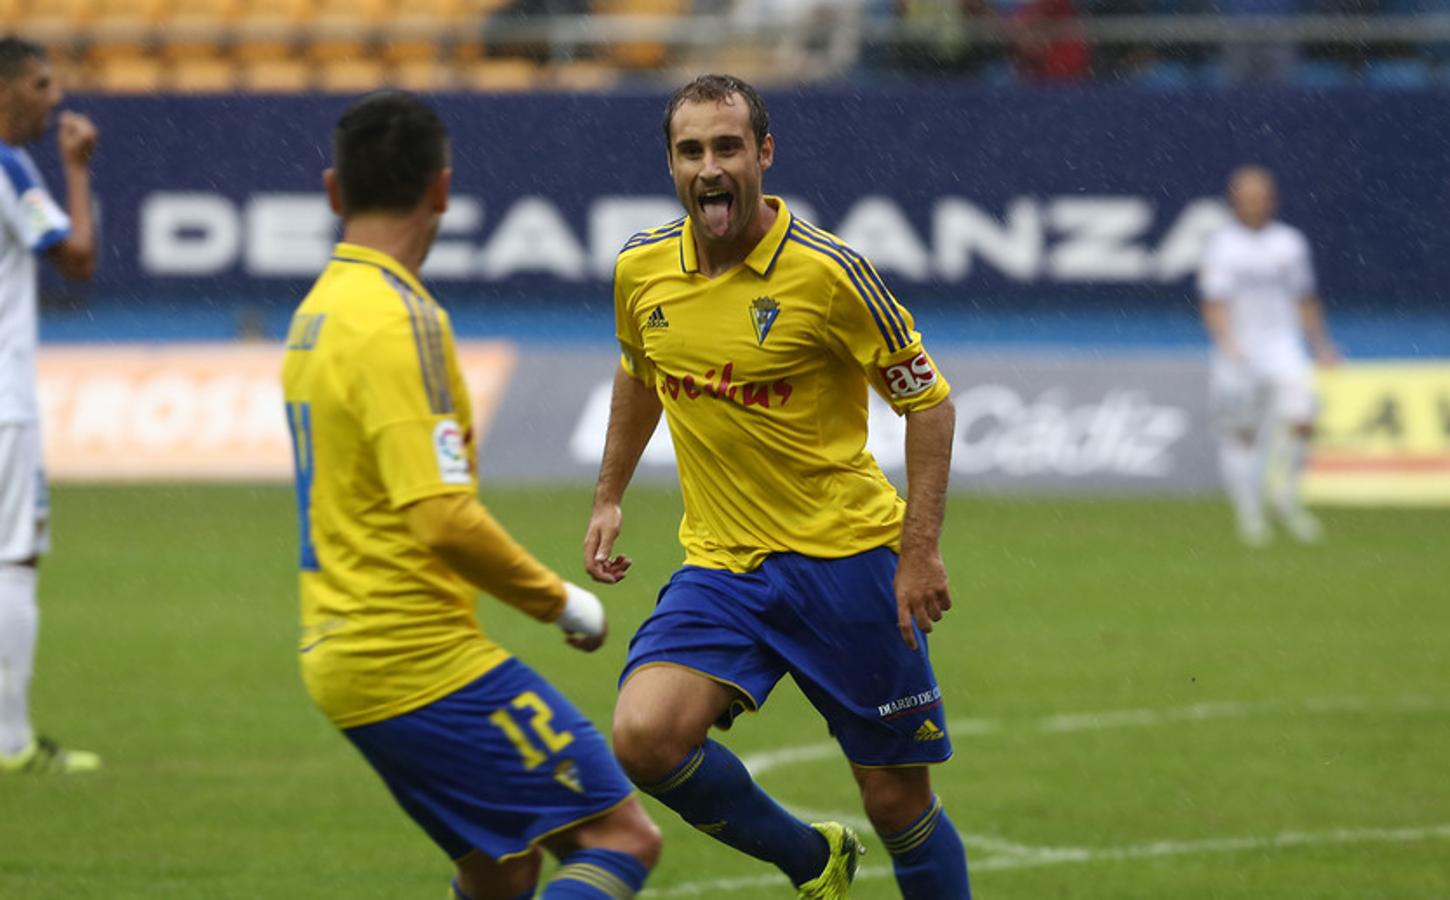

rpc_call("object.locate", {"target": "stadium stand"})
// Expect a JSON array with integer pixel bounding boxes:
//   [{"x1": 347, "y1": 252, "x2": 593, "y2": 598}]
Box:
[{"x1": 8, "y1": 0, "x2": 1450, "y2": 90}]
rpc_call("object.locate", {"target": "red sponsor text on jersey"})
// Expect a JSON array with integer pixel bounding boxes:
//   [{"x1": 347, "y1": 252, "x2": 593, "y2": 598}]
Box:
[{"x1": 659, "y1": 362, "x2": 794, "y2": 408}]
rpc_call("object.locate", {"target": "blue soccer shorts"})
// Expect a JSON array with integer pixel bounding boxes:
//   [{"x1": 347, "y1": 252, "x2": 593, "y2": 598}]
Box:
[
  {"x1": 344, "y1": 658, "x2": 634, "y2": 862},
  {"x1": 621, "y1": 546, "x2": 953, "y2": 768}
]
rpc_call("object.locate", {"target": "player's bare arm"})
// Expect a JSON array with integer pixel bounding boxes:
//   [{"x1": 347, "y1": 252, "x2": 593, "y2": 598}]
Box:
[
  {"x1": 1298, "y1": 295, "x2": 1339, "y2": 367},
  {"x1": 896, "y1": 397, "x2": 956, "y2": 652},
  {"x1": 584, "y1": 366, "x2": 663, "y2": 584},
  {"x1": 45, "y1": 111, "x2": 97, "y2": 281},
  {"x1": 405, "y1": 493, "x2": 608, "y2": 652},
  {"x1": 1200, "y1": 300, "x2": 1241, "y2": 361}
]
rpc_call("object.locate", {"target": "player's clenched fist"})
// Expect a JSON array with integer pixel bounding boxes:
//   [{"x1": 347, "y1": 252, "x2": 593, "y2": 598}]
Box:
[{"x1": 57, "y1": 111, "x2": 98, "y2": 167}]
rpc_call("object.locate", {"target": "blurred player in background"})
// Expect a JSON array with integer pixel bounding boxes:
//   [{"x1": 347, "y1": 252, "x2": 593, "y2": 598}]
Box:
[
  {"x1": 585, "y1": 74, "x2": 970, "y2": 898},
  {"x1": 282, "y1": 92, "x2": 659, "y2": 900},
  {"x1": 0, "y1": 37, "x2": 99, "y2": 775},
  {"x1": 1199, "y1": 165, "x2": 1339, "y2": 546}
]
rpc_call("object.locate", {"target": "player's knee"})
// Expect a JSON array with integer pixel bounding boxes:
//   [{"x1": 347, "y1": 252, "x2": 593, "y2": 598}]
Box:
[
  {"x1": 855, "y1": 768, "x2": 934, "y2": 836},
  {"x1": 610, "y1": 707, "x2": 686, "y2": 783}
]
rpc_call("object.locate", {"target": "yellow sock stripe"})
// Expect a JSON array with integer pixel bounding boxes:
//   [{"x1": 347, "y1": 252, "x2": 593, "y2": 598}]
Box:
[
  {"x1": 553, "y1": 862, "x2": 634, "y2": 898},
  {"x1": 642, "y1": 746, "x2": 706, "y2": 795},
  {"x1": 883, "y1": 796, "x2": 944, "y2": 856}
]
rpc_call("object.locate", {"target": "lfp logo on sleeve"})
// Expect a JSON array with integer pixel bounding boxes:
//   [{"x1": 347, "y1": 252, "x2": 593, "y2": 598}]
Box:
[{"x1": 433, "y1": 418, "x2": 471, "y2": 484}]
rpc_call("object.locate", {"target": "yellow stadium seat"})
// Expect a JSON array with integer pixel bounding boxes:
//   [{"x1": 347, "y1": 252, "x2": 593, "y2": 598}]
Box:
[
  {"x1": 92, "y1": 54, "x2": 165, "y2": 93},
  {"x1": 393, "y1": 59, "x2": 454, "y2": 91},
  {"x1": 163, "y1": 0, "x2": 239, "y2": 60},
  {"x1": 235, "y1": 0, "x2": 314, "y2": 62},
  {"x1": 169, "y1": 57, "x2": 238, "y2": 93},
  {"x1": 239, "y1": 58, "x2": 312, "y2": 93},
  {"x1": 460, "y1": 58, "x2": 539, "y2": 92},
  {"x1": 317, "y1": 58, "x2": 388, "y2": 93},
  {"x1": 13, "y1": 0, "x2": 96, "y2": 45},
  {"x1": 381, "y1": 36, "x2": 439, "y2": 65},
  {"x1": 591, "y1": 0, "x2": 686, "y2": 70},
  {"x1": 551, "y1": 61, "x2": 620, "y2": 91}
]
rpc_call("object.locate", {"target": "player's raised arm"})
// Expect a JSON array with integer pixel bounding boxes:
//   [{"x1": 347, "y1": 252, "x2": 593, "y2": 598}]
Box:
[
  {"x1": 46, "y1": 111, "x2": 97, "y2": 282},
  {"x1": 585, "y1": 365, "x2": 662, "y2": 584}
]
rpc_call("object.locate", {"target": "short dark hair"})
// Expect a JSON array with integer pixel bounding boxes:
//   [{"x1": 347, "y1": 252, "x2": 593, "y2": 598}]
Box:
[
  {"x1": 332, "y1": 91, "x2": 449, "y2": 216},
  {"x1": 662, "y1": 74, "x2": 769, "y2": 152},
  {"x1": 0, "y1": 37, "x2": 46, "y2": 82}
]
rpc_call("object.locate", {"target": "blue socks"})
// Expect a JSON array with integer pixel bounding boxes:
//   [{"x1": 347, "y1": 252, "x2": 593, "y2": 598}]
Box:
[
  {"x1": 543, "y1": 847, "x2": 648, "y2": 898},
  {"x1": 641, "y1": 739, "x2": 829, "y2": 885},
  {"x1": 882, "y1": 796, "x2": 972, "y2": 899}
]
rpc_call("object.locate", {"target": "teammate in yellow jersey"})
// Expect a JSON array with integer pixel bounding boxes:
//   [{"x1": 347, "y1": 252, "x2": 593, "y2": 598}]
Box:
[
  {"x1": 282, "y1": 92, "x2": 658, "y2": 900},
  {"x1": 584, "y1": 75, "x2": 971, "y2": 899}
]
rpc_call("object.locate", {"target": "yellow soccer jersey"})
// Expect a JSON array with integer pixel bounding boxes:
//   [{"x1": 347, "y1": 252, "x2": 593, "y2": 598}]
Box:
[
  {"x1": 614, "y1": 197, "x2": 951, "y2": 572},
  {"x1": 282, "y1": 243, "x2": 508, "y2": 729}
]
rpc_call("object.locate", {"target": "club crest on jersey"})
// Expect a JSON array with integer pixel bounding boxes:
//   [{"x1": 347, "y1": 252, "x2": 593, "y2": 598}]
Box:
[{"x1": 749, "y1": 296, "x2": 780, "y2": 346}]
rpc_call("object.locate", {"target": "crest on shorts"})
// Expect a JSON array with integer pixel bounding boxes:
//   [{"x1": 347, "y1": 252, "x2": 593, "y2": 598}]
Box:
[
  {"x1": 750, "y1": 296, "x2": 780, "y2": 346},
  {"x1": 554, "y1": 759, "x2": 583, "y2": 794}
]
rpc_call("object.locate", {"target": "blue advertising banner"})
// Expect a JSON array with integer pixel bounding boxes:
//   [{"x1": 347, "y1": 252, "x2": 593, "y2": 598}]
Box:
[{"x1": 32, "y1": 89, "x2": 1450, "y2": 311}]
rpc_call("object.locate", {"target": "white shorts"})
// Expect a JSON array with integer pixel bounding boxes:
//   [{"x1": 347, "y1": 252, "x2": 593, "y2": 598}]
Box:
[
  {"x1": 0, "y1": 424, "x2": 50, "y2": 563},
  {"x1": 1210, "y1": 354, "x2": 1316, "y2": 434}
]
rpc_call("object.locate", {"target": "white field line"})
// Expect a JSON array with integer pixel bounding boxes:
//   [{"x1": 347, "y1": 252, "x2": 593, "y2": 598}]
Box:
[
  {"x1": 787, "y1": 806, "x2": 1056, "y2": 859},
  {"x1": 641, "y1": 823, "x2": 1450, "y2": 896},
  {"x1": 742, "y1": 694, "x2": 1449, "y2": 778}
]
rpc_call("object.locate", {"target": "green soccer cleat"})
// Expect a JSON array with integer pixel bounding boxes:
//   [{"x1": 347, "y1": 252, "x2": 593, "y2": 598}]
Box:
[
  {"x1": 0, "y1": 736, "x2": 101, "y2": 775},
  {"x1": 796, "y1": 822, "x2": 865, "y2": 899}
]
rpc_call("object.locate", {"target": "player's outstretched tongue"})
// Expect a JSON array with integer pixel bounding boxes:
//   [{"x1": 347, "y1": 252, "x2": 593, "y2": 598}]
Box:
[{"x1": 701, "y1": 192, "x2": 732, "y2": 237}]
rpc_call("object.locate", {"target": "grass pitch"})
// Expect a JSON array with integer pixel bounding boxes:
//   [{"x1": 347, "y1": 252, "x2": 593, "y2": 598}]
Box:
[{"x1": 2, "y1": 485, "x2": 1447, "y2": 898}]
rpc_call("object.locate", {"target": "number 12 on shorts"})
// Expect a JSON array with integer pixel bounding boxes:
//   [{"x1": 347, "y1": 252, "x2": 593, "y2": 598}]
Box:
[{"x1": 489, "y1": 691, "x2": 575, "y2": 770}]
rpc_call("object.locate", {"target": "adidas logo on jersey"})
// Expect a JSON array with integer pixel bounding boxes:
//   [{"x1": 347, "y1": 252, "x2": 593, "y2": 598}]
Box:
[
  {"x1": 645, "y1": 306, "x2": 669, "y2": 329},
  {"x1": 913, "y1": 720, "x2": 945, "y2": 742},
  {"x1": 554, "y1": 759, "x2": 584, "y2": 793}
]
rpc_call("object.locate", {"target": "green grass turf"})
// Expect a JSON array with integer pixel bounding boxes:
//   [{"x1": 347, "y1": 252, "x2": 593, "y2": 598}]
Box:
[{"x1": 2, "y1": 485, "x2": 1448, "y2": 898}]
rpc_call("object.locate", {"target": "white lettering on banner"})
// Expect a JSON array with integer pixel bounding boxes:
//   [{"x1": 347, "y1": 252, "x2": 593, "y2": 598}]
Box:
[
  {"x1": 245, "y1": 194, "x2": 334, "y2": 276},
  {"x1": 421, "y1": 198, "x2": 485, "y2": 279},
  {"x1": 1047, "y1": 197, "x2": 1154, "y2": 281},
  {"x1": 141, "y1": 193, "x2": 241, "y2": 275},
  {"x1": 588, "y1": 196, "x2": 688, "y2": 278},
  {"x1": 953, "y1": 385, "x2": 1187, "y2": 478},
  {"x1": 1153, "y1": 199, "x2": 1234, "y2": 280},
  {"x1": 477, "y1": 197, "x2": 587, "y2": 279},
  {"x1": 934, "y1": 198, "x2": 1042, "y2": 281},
  {"x1": 39, "y1": 344, "x2": 517, "y2": 481},
  {"x1": 836, "y1": 196, "x2": 932, "y2": 281},
  {"x1": 138, "y1": 192, "x2": 1227, "y2": 283},
  {"x1": 568, "y1": 378, "x2": 1186, "y2": 480}
]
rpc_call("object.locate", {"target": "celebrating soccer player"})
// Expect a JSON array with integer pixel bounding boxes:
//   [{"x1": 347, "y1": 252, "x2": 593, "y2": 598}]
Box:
[
  {"x1": 0, "y1": 38, "x2": 100, "y2": 776},
  {"x1": 1199, "y1": 165, "x2": 1338, "y2": 546},
  {"x1": 282, "y1": 92, "x2": 659, "y2": 900},
  {"x1": 584, "y1": 75, "x2": 971, "y2": 898}
]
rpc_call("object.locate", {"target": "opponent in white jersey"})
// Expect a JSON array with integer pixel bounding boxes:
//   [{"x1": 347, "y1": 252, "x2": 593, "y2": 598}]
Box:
[
  {"x1": 1198, "y1": 166, "x2": 1338, "y2": 546},
  {"x1": 0, "y1": 38, "x2": 101, "y2": 775}
]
